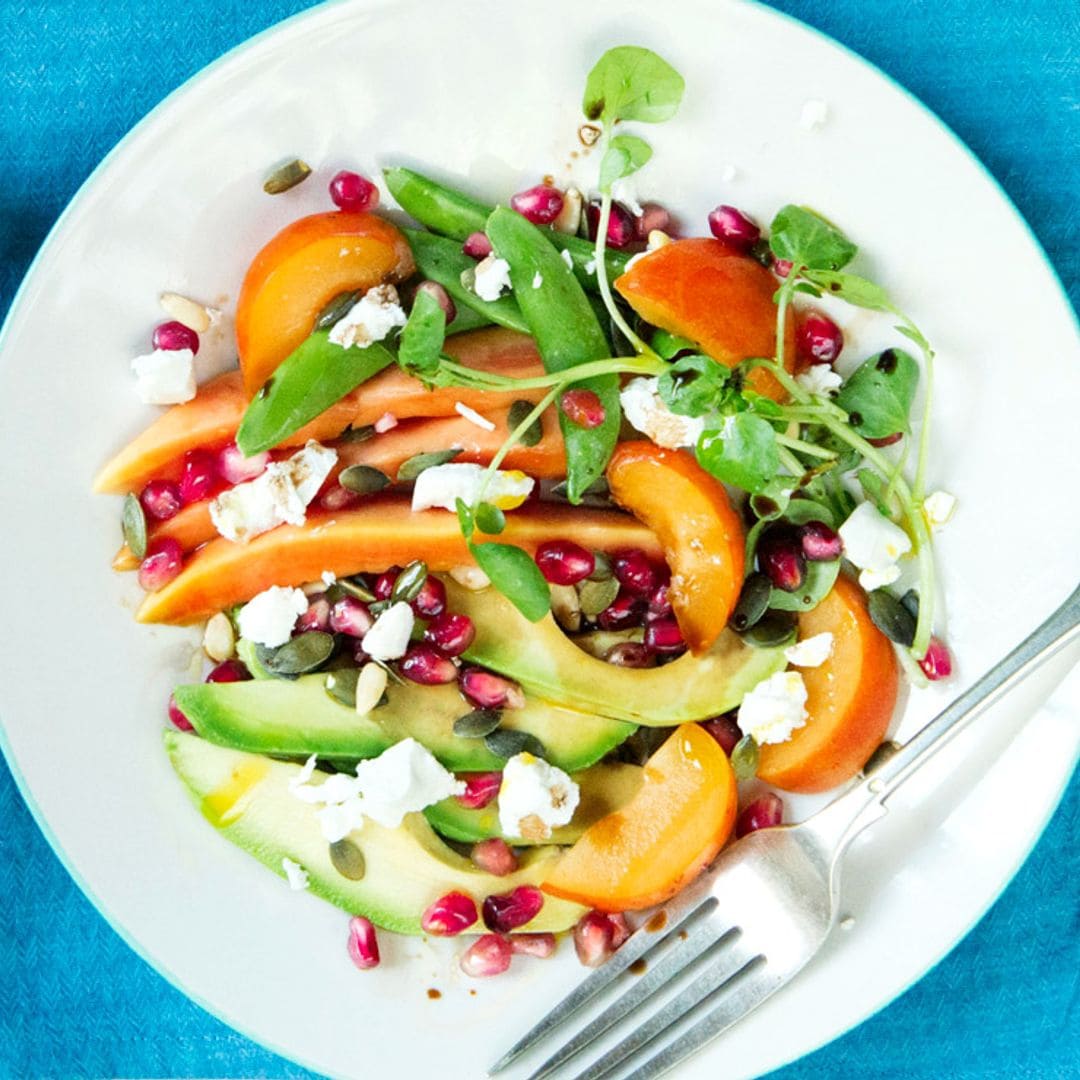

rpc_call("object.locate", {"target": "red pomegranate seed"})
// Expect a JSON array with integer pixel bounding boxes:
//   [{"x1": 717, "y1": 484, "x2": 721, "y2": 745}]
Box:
[
  {"x1": 511, "y1": 184, "x2": 564, "y2": 225},
  {"x1": 411, "y1": 576, "x2": 447, "y2": 618},
  {"x1": 460, "y1": 933, "x2": 512, "y2": 977},
  {"x1": 919, "y1": 637, "x2": 953, "y2": 681},
  {"x1": 867, "y1": 432, "x2": 904, "y2": 448},
  {"x1": 139, "y1": 479, "x2": 182, "y2": 521},
  {"x1": 414, "y1": 280, "x2": 456, "y2": 323},
  {"x1": 421, "y1": 891, "x2": 479, "y2": 936},
  {"x1": 573, "y1": 911, "x2": 628, "y2": 967},
  {"x1": 644, "y1": 617, "x2": 686, "y2": 655},
  {"x1": 460, "y1": 667, "x2": 525, "y2": 710},
  {"x1": 597, "y1": 591, "x2": 646, "y2": 631},
  {"x1": 586, "y1": 201, "x2": 636, "y2": 248},
  {"x1": 535, "y1": 540, "x2": 595, "y2": 586},
  {"x1": 707, "y1": 205, "x2": 760, "y2": 252},
  {"x1": 217, "y1": 441, "x2": 269, "y2": 485},
  {"x1": 400, "y1": 644, "x2": 458, "y2": 685},
  {"x1": 471, "y1": 838, "x2": 519, "y2": 877},
  {"x1": 463, "y1": 231, "x2": 493, "y2": 259},
  {"x1": 152, "y1": 320, "x2": 200, "y2": 354},
  {"x1": 205, "y1": 659, "x2": 250, "y2": 683},
  {"x1": 612, "y1": 549, "x2": 658, "y2": 596},
  {"x1": 179, "y1": 449, "x2": 218, "y2": 504},
  {"x1": 510, "y1": 933, "x2": 557, "y2": 958},
  {"x1": 736, "y1": 792, "x2": 784, "y2": 838},
  {"x1": 347, "y1": 915, "x2": 380, "y2": 970},
  {"x1": 320, "y1": 483, "x2": 361, "y2": 511},
  {"x1": 373, "y1": 567, "x2": 400, "y2": 601},
  {"x1": 483, "y1": 885, "x2": 544, "y2": 932},
  {"x1": 296, "y1": 596, "x2": 331, "y2": 633},
  {"x1": 604, "y1": 642, "x2": 654, "y2": 668},
  {"x1": 455, "y1": 772, "x2": 502, "y2": 810},
  {"x1": 796, "y1": 311, "x2": 844, "y2": 366},
  {"x1": 799, "y1": 520, "x2": 843, "y2": 561},
  {"x1": 424, "y1": 612, "x2": 475, "y2": 657},
  {"x1": 773, "y1": 257, "x2": 794, "y2": 278},
  {"x1": 167, "y1": 693, "x2": 193, "y2": 731},
  {"x1": 636, "y1": 202, "x2": 671, "y2": 239},
  {"x1": 329, "y1": 170, "x2": 379, "y2": 213},
  {"x1": 330, "y1": 596, "x2": 374, "y2": 637},
  {"x1": 756, "y1": 528, "x2": 806, "y2": 592},
  {"x1": 701, "y1": 714, "x2": 742, "y2": 755},
  {"x1": 609, "y1": 913, "x2": 631, "y2": 948},
  {"x1": 352, "y1": 639, "x2": 371, "y2": 665},
  {"x1": 560, "y1": 389, "x2": 606, "y2": 429},
  {"x1": 648, "y1": 581, "x2": 672, "y2": 618},
  {"x1": 138, "y1": 537, "x2": 183, "y2": 591}
]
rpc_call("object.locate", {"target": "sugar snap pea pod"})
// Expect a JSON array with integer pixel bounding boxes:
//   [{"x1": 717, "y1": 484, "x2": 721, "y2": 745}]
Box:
[
  {"x1": 403, "y1": 228, "x2": 529, "y2": 335},
  {"x1": 237, "y1": 330, "x2": 395, "y2": 456},
  {"x1": 445, "y1": 303, "x2": 492, "y2": 335},
  {"x1": 486, "y1": 207, "x2": 619, "y2": 503}
]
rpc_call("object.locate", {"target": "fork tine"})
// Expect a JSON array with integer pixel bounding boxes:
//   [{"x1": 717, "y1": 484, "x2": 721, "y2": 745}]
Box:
[
  {"x1": 489, "y1": 897, "x2": 718, "y2": 1074},
  {"x1": 527, "y1": 921, "x2": 740, "y2": 1080}
]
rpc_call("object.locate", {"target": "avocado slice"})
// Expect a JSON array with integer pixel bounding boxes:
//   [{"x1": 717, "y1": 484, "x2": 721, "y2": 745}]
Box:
[
  {"x1": 424, "y1": 762, "x2": 643, "y2": 845},
  {"x1": 166, "y1": 731, "x2": 587, "y2": 935},
  {"x1": 448, "y1": 578, "x2": 786, "y2": 726},
  {"x1": 173, "y1": 676, "x2": 635, "y2": 773}
]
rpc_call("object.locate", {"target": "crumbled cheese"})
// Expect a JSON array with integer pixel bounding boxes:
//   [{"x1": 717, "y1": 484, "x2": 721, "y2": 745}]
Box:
[
  {"x1": 796, "y1": 364, "x2": 843, "y2": 397},
  {"x1": 838, "y1": 503, "x2": 911, "y2": 586},
  {"x1": 290, "y1": 754, "x2": 318, "y2": 789},
  {"x1": 784, "y1": 632, "x2": 834, "y2": 668},
  {"x1": 584, "y1": 259, "x2": 597, "y2": 275},
  {"x1": 411, "y1": 462, "x2": 534, "y2": 513},
  {"x1": 360, "y1": 602, "x2": 414, "y2": 661},
  {"x1": 321, "y1": 570, "x2": 337, "y2": 587},
  {"x1": 328, "y1": 284, "x2": 407, "y2": 349},
  {"x1": 455, "y1": 402, "x2": 496, "y2": 431},
  {"x1": 560, "y1": 249, "x2": 575, "y2": 271},
  {"x1": 620, "y1": 377, "x2": 706, "y2": 450},
  {"x1": 282, "y1": 857, "x2": 309, "y2": 891},
  {"x1": 237, "y1": 585, "x2": 308, "y2": 647},
  {"x1": 800, "y1": 98, "x2": 829, "y2": 131},
  {"x1": 611, "y1": 178, "x2": 643, "y2": 217},
  {"x1": 131, "y1": 348, "x2": 196, "y2": 405},
  {"x1": 924, "y1": 490, "x2": 957, "y2": 530},
  {"x1": 738, "y1": 671, "x2": 809, "y2": 745},
  {"x1": 532, "y1": 271, "x2": 544, "y2": 289},
  {"x1": 498, "y1": 753, "x2": 580, "y2": 840},
  {"x1": 473, "y1": 256, "x2": 512, "y2": 301},
  {"x1": 858, "y1": 564, "x2": 902, "y2": 592},
  {"x1": 209, "y1": 440, "x2": 338, "y2": 543}
]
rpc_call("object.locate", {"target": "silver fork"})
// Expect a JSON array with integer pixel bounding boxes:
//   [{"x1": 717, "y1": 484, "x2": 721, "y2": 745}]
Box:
[{"x1": 491, "y1": 582, "x2": 1080, "y2": 1080}]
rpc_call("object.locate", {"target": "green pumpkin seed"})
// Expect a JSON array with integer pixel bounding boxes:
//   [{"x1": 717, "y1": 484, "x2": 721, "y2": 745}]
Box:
[
  {"x1": 587, "y1": 551, "x2": 613, "y2": 582},
  {"x1": 484, "y1": 729, "x2": 546, "y2": 760},
  {"x1": 336, "y1": 577, "x2": 377, "y2": 603},
  {"x1": 900, "y1": 589, "x2": 920, "y2": 619},
  {"x1": 396, "y1": 448, "x2": 462, "y2": 482},
  {"x1": 339, "y1": 465, "x2": 391, "y2": 496},
  {"x1": 122, "y1": 492, "x2": 147, "y2": 560},
  {"x1": 452, "y1": 709, "x2": 503, "y2": 738},
  {"x1": 730, "y1": 573, "x2": 772, "y2": 632},
  {"x1": 768, "y1": 558, "x2": 840, "y2": 615},
  {"x1": 730, "y1": 734, "x2": 759, "y2": 780},
  {"x1": 328, "y1": 838, "x2": 366, "y2": 880},
  {"x1": 508, "y1": 399, "x2": 543, "y2": 447},
  {"x1": 263, "y1": 158, "x2": 311, "y2": 194},
  {"x1": 741, "y1": 610, "x2": 798, "y2": 648},
  {"x1": 314, "y1": 290, "x2": 361, "y2": 331},
  {"x1": 867, "y1": 590, "x2": 916, "y2": 647},
  {"x1": 577, "y1": 576, "x2": 620, "y2": 618},
  {"x1": 259, "y1": 631, "x2": 336, "y2": 676},
  {"x1": 325, "y1": 667, "x2": 360, "y2": 707},
  {"x1": 391, "y1": 560, "x2": 428, "y2": 603},
  {"x1": 338, "y1": 424, "x2": 376, "y2": 444},
  {"x1": 475, "y1": 502, "x2": 506, "y2": 535}
]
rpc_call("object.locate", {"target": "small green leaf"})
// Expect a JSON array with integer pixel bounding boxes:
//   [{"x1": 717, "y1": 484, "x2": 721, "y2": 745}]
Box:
[
  {"x1": 657, "y1": 354, "x2": 729, "y2": 417},
  {"x1": 651, "y1": 329, "x2": 696, "y2": 359},
  {"x1": 470, "y1": 541, "x2": 550, "y2": 621},
  {"x1": 583, "y1": 46, "x2": 685, "y2": 125},
  {"x1": 508, "y1": 399, "x2": 543, "y2": 447},
  {"x1": 122, "y1": 493, "x2": 147, "y2": 560},
  {"x1": 768, "y1": 205, "x2": 857, "y2": 272},
  {"x1": 867, "y1": 590, "x2": 917, "y2": 647},
  {"x1": 598, "y1": 134, "x2": 653, "y2": 192},
  {"x1": 696, "y1": 413, "x2": 780, "y2": 494},
  {"x1": 730, "y1": 734, "x2": 760, "y2": 780},
  {"x1": 804, "y1": 270, "x2": 894, "y2": 313},
  {"x1": 455, "y1": 497, "x2": 475, "y2": 541},
  {"x1": 396, "y1": 448, "x2": 462, "y2": 482},
  {"x1": 836, "y1": 348, "x2": 919, "y2": 439},
  {"x1": 748, "y1": 478, "x2": 793, "y2": 522},
  {"x1": 475, "y1": 502, "x2": 506, "y2": 535},
  {"x1": 398, "y1": 288, "x2": 446, "y2": 377}
]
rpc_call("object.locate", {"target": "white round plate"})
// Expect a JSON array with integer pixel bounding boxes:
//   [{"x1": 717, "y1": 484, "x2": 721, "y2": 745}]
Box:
[{"x1": 1, "y1": 1, "x2": 1078, "y2": 1077}]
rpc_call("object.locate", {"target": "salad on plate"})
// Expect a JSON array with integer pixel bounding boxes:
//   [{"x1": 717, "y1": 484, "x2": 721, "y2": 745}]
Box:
[{"x1": 96, "y1": 45, "x2": 955, "y2": 979}]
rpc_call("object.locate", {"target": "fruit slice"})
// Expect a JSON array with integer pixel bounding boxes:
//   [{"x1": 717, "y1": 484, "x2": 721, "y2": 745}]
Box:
[
  {"x1": 606, "y1": 442, "x2": 745, "y2": 653},
  {"x1": 758, "y1": 574, "x2": 898, "y2": 793},
  {"x1": 424, "y1": 763, "x2": 643, "y2": 845},
  {"x1": 167, "y1": 732, "x2": 586, "y2": 934},
  {"x1": 541, "y1": 723, "x2": 737, "y2": 911},
  {"x1": 136, "y1": 499, "x2": 662, "y2": 625},
  {"x1": 614, "y1": 238, "x2": 795, "y2": 399},
  {"x1": 175, "y1": 676, "x2": 634, "y2": 773},
  {"x1": 451, "y1": 578, "x2": 785, "y2": 726},
  {"x1": 236, "y1": 211, "x2": 415, "y2": 397}
]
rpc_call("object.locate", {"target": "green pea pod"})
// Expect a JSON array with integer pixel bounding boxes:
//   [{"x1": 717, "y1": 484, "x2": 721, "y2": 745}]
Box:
[
  {"x1": 236, "y1": 330, "x2": 394, "y2": 456},
  {"x1": 485, "y1": 207, "x2": 619, "y2": 503},
  {"x1": 403, "y1": 229, "x2": 529, "y2": 335},
  {"x1": 446, "y1": 304, "x2": 493, "y2": 335}
]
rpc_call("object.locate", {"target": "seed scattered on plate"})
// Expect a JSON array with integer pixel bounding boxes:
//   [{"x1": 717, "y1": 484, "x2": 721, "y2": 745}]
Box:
[
  {"x1": 354, "y1": 663, "x2": 389, "y2": 716},
  {"x1": 159, "y1": 291, "x2": 212, "y2": 333},
  {"x1": 329, "y1": 838, "x2": 366, "y2": 881},
  {"x1": 202, "y1": 612, "x2": 236, "y2": 662},
  {"x1": 263, "y1": 157, "x2": 312, "y2": 195}
]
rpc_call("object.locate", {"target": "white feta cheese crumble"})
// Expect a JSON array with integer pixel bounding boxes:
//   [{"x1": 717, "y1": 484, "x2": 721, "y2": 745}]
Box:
[
  {"x1": 858, "y1": 564, "x2": 902, "y2": 592},
  {"x1": 924, "y1": 490, "x2": 957, "y2": 530},
  {"x1": 237, "y1": 585, "x2": 309, "y2": 647},
  {"x1": 498, "y1": 753, "x2": 580, "y2": 840},
  {"x1": 209, "y1": 440, "x2": 338, "y2": 543},
  {"x1": 560, "y1": 249, "x2": 575, "y2": 271},
  {"x1": 360, "y1": 601, "x2": 414, "y2": 661},
  {"x1": 620, "y1": 377, "x2": 706, "y2": 450},
  {"x1": 290, "y1": 754, "x2": 318, "y2": 789},
  {"x1": 738, "y1": 671, "x2": 809, "y2": 746},
  {"x1": 131, "y1": 348, "x2": 196, "y2": 405},
  {"x1": 455, "y1": 402, "x2": 496, "y2": 431},
  {"x1": 411, "y1": 462, "x2": 534, "y2": 513},
  {"x1": 800, "y1": 98, "x2": 829, "y2": 131},
  {"x1": 473, "y1": 256, "x2": 512, "y2": 301},
  {"x1": 611, "y1": 178, "x2": 643, "y2": 216},
  {"x1": 796, "y1": 364, "x2": 843, "y2": 397},
  {"x1": 321, "y1": 570, "x2": 337, "y2": 587},
  {"x1": 584, "y1": 258, "x2": 597, "y2": 276},
  {"x1": 532, "y1": 271, "x2": 544, "y2": 289},
  {"x1": 328, "y1": 284, "x2": 407, "y2": 349},
  {"x1": 784, "y1": 632, "x2": 834, "y2": 668},
  {"x1": 838, "y1": 502, "x2": 911, "y2": 587},
  {"x1": 281, "y1": 857, "x2": 309, "y2": 891}
]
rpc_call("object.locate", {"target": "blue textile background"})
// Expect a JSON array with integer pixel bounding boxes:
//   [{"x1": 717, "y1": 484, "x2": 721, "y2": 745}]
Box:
[{"x1": 1, "y1": 1, "x2": 1078, "y2": 1077}]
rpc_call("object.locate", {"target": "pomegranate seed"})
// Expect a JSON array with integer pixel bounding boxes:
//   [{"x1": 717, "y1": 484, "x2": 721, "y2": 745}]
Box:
[
  {"x1": 702, "y1": 715, "x2": 742, "y2": 755},
  {"x1": 463, "y1": 231, "x2": 493, "y2": 259},
  {"x1": 152, "y1": 320, "x2": 199, "y2": 354},
  {"x1": 471, "y1": 838, "x2": 519, "y2": 877},
  {"x1": 773, "y1": 257, "x2": 794, "y2": 278},
  {"x1": 329, "y1": 170, "x2": 379, "y2": 213},
  {"x1": 756, "y1": 527, "x2": 806, "y2": 592},
  {"x1": 421, "y1": 891, "x2": 479, "y2": 936},
  {"x1": 919, "y1": 637, "x2": 953, "y2": 680},
  {"x1": 329, "y1": 596, "x2": 374, "y2": 637},
  {"x1": 560, "y1": 389, "x2": 606, "y2": 429},
  {"x1": 295, "y1": 596, "x2": 331, "y2": 633},
  {"x1": 612, "y1": 549, "x2": 659, "y2": 596},
  {"x1": 799, "y1": 520, "x2": 843, "y2": 561},
  {"x1": 586, "y1": 201, "x2": 636, "y2": 248},
  {"x1": 460, "y1": 933, "x2": 512, "y2": 977},
  {"x1": 424, "y1": 612, "x2": 475, "y2": 657},
  {"x1": 535, "y1": 540, "x2": 595, "y2": 586},
  {"x1": 644, "y1": 617, "x2": 686, "y2": 655},
  {"x1": 352, "y1": 639, "x2": 371, "y2": 665},
  {"x1": 455, "y1": 772, "x2": 502, "y2": 810},
  {"x1": 205, "y1": 659, "x2": 250, "y2": 683},
  {"x1": 411, "y1": 576, "x2": 447, "y2": 618},
  {"x1": 736, "y1": 792, "x2": 784, "y2": 838},
  {"x1": 483, "y1": 885, "x2": 544, "y2": 932},
  {"x1": 796, "y1": 311, "x2": 844, "y2": 366},
  {"x1": 636, "y1": 202, "x2": 671, "y2": 239},
  {"x1": 707, "y1": 205, "x2": 760, "y2": 252},
  {"x1": 400, "y1": 644, "x2": 458, "y2": 685},
  {"x1": 414, "y1": 280, "x2": 456, "y2": 323},
  {"x1": 510, "y1": 184, "x2": 564, "y2": 225},
  {"x1": 167, "y1": 693, "x2": 193, "y2": 731},
  {"x1": 137, "y1": 537, "x2": 183, "y2": 591},
  {"x1": 179, "y1": 449, "x2": 218, "y2": 504},
  {"x1": 373, "y1": 567, "x2": 400, "y2": 601},
  {"x1": 139, "y1": 479, "x2": 182, "y2": 521},
  {"x1": 460, "y1": 667, "x2": 525, "y2": 710},
  {"x1": 609, "y1": 913, "x2": 631, "y2": 948},
  {"x1": 511, "y1": 933, "x2": 557, "y2": 958},
  {"x1": 597, "y1": 591, "x2": 646, "y2": 631},
  {"x1": 217, "y1": 441, "x2": 269, "y2": 485},
  {"x1": 604, "y1": 642, "x2": 654, "y2": 668},
  {"x1": 347, "y1": 915, "x2": 380, "y2": 970},
  {"x1": 868, "y1": 432, "x2": 904, "y2": 447},
  {"x1": 573, "y1": 911, "x2": 624, "y2": 967},
  {"x1": 648, "y1": 581, "x2": 673, "y2": 618},
  {"x1": 320, "y1": 483, "x2": 361, "y2": 511}
]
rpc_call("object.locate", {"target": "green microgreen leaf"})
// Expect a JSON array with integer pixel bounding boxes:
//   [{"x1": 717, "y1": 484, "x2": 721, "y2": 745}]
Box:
[
  {"x1": 455, "y1": 497, "x2": 475, "y2": 541},
  {"x1": 835, "y1": 348, "x2": 919, "y2": 439},
  {"x1": 582, "y1": 45, "x2": 685, "y2": 125},
  {"x1": 650, "y1": 329, "x2": 696, "y2": 359},
  {"x1": 398, "y1": 288, "x2": 446, "y2": 378},
  {"x1": 469, "y1": 541, "x2": 550, "y2": 621},
  {"x1": 657, "y1": 354, "x2": 729, "y2": 417},
  {"x1": 768, "y1": 205, "x2": 857, "y2": 272},
  {"x1": 474, "y1": 502, "x2": 506, "y2": 535},
  {"x1": 696, "y1": 413, "x2": 780, "y2": 494},
  {"x1": 598, "y1": 134, "x2": 653, "y2": 192},
  {"x1": 803, "y1": 269, "x2": 895, "y2": 313}
]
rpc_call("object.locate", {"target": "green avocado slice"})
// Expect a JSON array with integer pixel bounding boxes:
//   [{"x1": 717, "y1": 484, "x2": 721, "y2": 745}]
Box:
[{"x1": 166, "y1": 731, "x2": 587, "y2": 935}]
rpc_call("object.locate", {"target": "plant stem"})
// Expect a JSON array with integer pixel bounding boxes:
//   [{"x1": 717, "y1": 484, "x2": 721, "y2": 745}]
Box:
[
  {"x1": 475, "y1": 385, "x2": 562, "y2": 506},
  {"x1": 440, "y1": 353, "x2": 665, "y2": 393},
  {"x1": 912, "y1": 337, "x2": 935, "y2": 503},
  {"x1": 775, "y1": 433, "x2": 838, "y2": 460}
]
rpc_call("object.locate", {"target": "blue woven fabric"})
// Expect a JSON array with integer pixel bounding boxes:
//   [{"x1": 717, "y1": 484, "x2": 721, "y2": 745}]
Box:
[{"x1": 2, "y1": 2, "x2": 1078, "y2": 1077}]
